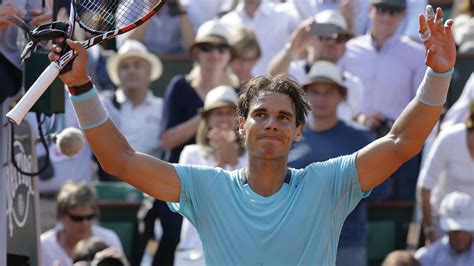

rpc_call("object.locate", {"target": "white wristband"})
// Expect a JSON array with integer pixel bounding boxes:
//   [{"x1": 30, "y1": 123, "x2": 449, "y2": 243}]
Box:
[
  {"x1": 416, "y1": 68, "x2": 453, "y2": 106},
  {"x1": 69, "y1": 86, "x2": 109, "y2": 129}
]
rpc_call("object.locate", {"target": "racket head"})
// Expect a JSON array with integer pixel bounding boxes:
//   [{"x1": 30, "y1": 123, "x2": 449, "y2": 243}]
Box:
[{"x1": 72, "y1": 0, "x2": 166, "y2": 35}]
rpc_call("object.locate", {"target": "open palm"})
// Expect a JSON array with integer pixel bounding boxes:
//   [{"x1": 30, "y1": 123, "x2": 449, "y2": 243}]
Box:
[{"x1": 419, "y1": 6, "x2": 456, "y2": 73}]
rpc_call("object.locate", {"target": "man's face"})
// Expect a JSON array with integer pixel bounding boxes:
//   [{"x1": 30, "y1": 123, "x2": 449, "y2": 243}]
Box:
[
  {"x1": 230, "y1": 48, "x2": 259, "y2": 83},
  {"x1": 310, "y1": 34, "x2": 347, "y2": 63},
  {"x1": 448, "y1": 230, "x2": 473, "y2": 253},
  {"x1": 369, "y1": 5, "x2": 406, "y2": 37},
  {"x1": 239, "y1": 93, "x2": 303, "y2": 160},
  {"x1": 62, "y1": 204, "x2": 95, "y2": 240},
  {"x1": 117, "y1": 56, "x2": 152, "y2": 93},
  {"x1": 305, "y1": 82, "x2": 344, "y2": 119}
]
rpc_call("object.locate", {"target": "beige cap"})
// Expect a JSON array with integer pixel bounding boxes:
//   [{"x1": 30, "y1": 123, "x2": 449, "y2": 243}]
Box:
[
  {"x1": 303, "y1": 61, "x2": 346, "y2": 92},
  {"x1": 106, "y1": 40, "x2": 162, "y2": 85},
  {"x1": 199, "y1": 85, "x2": 238, "y2": 115}
]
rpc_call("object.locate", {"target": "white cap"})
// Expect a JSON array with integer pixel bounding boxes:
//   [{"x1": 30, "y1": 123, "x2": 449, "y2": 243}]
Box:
[
  {"x1": 314, "y1": 9, "x2": 348, "y2": 32},
  {"x1": 303, "y1": 61, "x2": 346, "y2": 92},
  {"x1": 200, "y1": 85, "x2": 238, "y2": 115},
  {"x1": 439, "y1": 191, "x2": 474, "y2": 232},
  {"x1": 106, "y1": 40, "x2": 162, "y2": 85},
  {"x1": 195, "y1": 19, "x2": 231, "y2": 44}
]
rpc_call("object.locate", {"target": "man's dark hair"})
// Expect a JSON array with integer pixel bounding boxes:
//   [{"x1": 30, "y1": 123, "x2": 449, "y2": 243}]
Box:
[{"x1": 237, "y1": 75, "x2": 311, "y2": 127}]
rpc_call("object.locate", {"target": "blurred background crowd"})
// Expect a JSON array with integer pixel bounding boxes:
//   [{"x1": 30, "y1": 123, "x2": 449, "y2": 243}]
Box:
[{"x1": 1, "y1": 0, "x2": 473, "y2": 265}]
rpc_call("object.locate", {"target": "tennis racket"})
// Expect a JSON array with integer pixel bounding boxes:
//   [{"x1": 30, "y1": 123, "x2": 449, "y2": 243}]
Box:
[{"x1": 7, "y1": 0, "x2": 166, "y2": 125}]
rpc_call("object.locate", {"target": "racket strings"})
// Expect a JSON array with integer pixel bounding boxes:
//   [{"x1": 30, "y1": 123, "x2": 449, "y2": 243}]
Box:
[{"x1": 76, "y1": 0, "x2": 156, "y2": 33}]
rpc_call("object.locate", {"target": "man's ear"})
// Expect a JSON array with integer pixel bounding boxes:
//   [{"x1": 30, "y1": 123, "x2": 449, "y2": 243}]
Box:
[
  {"x1": 238, "y1": 116, "x2": 246, "y2": 136},
  {"x1": 294, "y1": 124, "x2": 304, "y2": 142}
]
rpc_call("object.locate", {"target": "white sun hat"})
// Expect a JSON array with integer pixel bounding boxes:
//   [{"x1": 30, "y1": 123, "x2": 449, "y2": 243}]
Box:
[
  {"x1": 106, "y1": 39, "x2": 163, "y2": 85},
  {"x1": 303, "y1": 60, "x2": 347, "y2": 93},
  {"x1": 199, "y1": 85, "x2": 238, "y2": 115},
  {"x1": 439, "y1": 191, "x2": 474, "y2": 232}
]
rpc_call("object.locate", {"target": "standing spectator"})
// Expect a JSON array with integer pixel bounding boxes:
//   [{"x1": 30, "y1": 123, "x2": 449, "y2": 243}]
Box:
[
  {"x1": 339, "y1": 0, "x2": 426, "y2": 200},
  {"x1": 134, "y1": 19, "x2": 238, "y2": 266},
  {"x1": 268, "y1": 9, "x2": 364, "y2": 124},
  {"x1": 116, "y1": 0, "x2": 195, "y2": 56},
  {"x1": 415, "y1": 191, "x2": 474, "y2": 265},
  {"x1": 288, "y1": 61, "x2": 389, "y2": 266},
  {"x1": 105, "y1": 39, "x2": 164, "y2": 157},
  {"x1": 175, "y1": 85, "x2": 246, "y2": 265},
  {"x1": 220, "y1": 0, "x2": 300, "y2": 75},
  {"x1": 417, "y1": 99, "x2": 474, "y2": 243},
  {"x1": 41, "y1": 181, "x2": 123, "y2": 266},
  {"x1": 228, "y1": 27, "x2": 261, "y2": 84}
]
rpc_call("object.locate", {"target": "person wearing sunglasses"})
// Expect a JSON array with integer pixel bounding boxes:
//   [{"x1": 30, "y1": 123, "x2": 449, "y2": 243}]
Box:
[
  {"x1": 137, "y1": 19, "x2": 239, "y2": 266},
  {"x1": 339, "y1": 0, "x2": 426, "y2": 201},
  {"x1": 269, "y1": 9, "x2": 364, "y2": 125},
  {"x1": 40, "y1": 181, "x2": 123, "y2": 266}
]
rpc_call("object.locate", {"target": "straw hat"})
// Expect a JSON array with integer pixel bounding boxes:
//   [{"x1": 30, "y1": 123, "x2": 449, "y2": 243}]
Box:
[
  {"x1": 106, "y1": 40, "x2": 163, "y2": 85},
  {"x1": 199, "y1": 85, "x2": 238, "y2": 116}
]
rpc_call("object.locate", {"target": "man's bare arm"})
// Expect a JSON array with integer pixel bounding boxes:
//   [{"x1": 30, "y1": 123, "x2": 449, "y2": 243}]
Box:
[
  {"x1": 356, "y1": 7, "x2": 456, "y2": 192},
  {"x1": 49, "y1": 40, "x2": 181, "y2": 202}
]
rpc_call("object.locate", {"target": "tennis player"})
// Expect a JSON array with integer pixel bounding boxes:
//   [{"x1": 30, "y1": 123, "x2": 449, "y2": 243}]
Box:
[{"x1": 48, "y1": 5, "x2": 455, "y2": 265}]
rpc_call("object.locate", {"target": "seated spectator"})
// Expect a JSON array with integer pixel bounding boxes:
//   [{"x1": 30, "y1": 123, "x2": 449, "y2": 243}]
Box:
[
  {"x1": 41, "y1": 181, "x2": 123, "y2": 266},
  {"x1": 175, "y1": 85, "x2": 246, "y2": 266},
  {"x1": 418, "y1": 99, "x2": 474, "y2": 243},
  {"x1": 72, "y1": 236, "x2": 109, "y2": 263},
  {"x1": 382, "y1": 250, "x2": 420, "y2": 266},
  {"x1": 132, "y1": 19, "x2": 239, "y2": 266},
  {"x1": 116, "y1": 0, "x2": 195, "y2": 56},
  {"x1": 105, "y1": 39, "x2": 164, "y2": 158},
  {"x1": 228, "y1": 27, "x2": 261, "y2": 84},
  {"x1": 415, "y1": 191, "x2": 474, "y2": 265},
  {"x1": 288, "y1": 61, "x2": 390, "y2": 266}
]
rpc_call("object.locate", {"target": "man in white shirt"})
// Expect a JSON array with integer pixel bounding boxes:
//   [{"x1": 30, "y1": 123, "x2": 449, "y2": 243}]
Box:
[
  {"x1": 220, "y1": 0, "x2": 300, "y2": 75},
  {"x1": 106, "y1": 39, "x2": 164, "y2": 158},
  {"x1": 415, "y1": 191, "x2": 474, "y2": 266}
]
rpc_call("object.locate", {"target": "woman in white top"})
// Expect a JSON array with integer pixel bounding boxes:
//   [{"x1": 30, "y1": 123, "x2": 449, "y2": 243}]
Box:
[
  {"x1": 418, "y1": 99, "x2": 474, "y2": 245},
  {"x1": 40, "y1": 181, "x2": 123, "y2": 266},
  {"x1": 175, "y1": 85, "x2": 247, "y2": 265}
]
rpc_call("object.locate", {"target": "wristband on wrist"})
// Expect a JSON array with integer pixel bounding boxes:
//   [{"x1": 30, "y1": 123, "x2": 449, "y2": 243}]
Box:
[
  {"x1": 69, "y1": 86, "x2": 109, "y2": 130},
  {"x1": 67, "y1": 77, "x2": 93, "y2": 96},
  {"x1": 427, "y1": 67, "x2": 454, "y2": 78}
]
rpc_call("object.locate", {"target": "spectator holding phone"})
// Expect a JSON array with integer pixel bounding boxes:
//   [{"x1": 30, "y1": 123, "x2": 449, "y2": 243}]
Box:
[
  {"x1": 116, "y1": 0, "x2": 195, "y2": 56},
  {"x1": 268, "y1": 9, "x2": 364, "y2": 124}
]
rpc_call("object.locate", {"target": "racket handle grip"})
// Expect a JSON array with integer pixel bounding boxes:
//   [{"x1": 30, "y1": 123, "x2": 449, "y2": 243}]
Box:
[{"x1": 6, "y1": 63, "x2": 60, "y2": 125}]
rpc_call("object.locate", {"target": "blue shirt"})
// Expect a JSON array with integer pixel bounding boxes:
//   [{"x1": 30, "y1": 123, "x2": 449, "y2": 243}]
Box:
[
  {"x1": 288, "y1": 121, "x2": 381, "y2": 248},
  {"x1": 168, "y1": 153, "x2": 370, "y2": 265}
]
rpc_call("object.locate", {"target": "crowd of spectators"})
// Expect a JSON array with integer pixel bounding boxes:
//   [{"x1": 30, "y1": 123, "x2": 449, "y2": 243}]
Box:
[{"x1": 1, "y1": 0, "x2": 473, "y2": 265}]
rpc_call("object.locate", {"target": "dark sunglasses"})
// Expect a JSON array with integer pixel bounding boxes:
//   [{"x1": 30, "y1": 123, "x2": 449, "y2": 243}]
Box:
[
  {"x1": 197, "y1": 42, "x2": 230, "y2": 53},
  {"x1": 319, "y1": 34, "x2": 349, "y2": 44},
  {"x1": 375, "y1": 6, "x2": 404, "y2": 16},
  {"x1": 67, "y1": 213, "x2": 96, "y2": 222}
]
